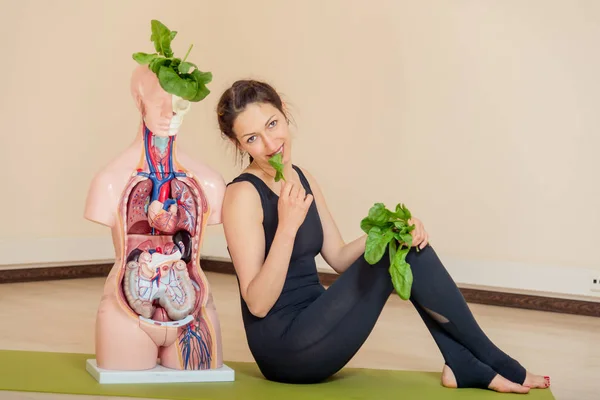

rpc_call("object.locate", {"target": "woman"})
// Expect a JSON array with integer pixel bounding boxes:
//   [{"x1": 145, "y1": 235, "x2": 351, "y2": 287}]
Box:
[{"x1": 216, "y1": 80, "x2": 550, "y2": 392}]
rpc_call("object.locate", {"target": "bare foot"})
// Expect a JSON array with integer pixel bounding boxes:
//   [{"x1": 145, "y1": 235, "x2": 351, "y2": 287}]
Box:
[
  {"x1": 489, "y1": 375, "x2": 531, "y2": 394},
  {"x1": 441, "y1": 364, "x2": 457, "y2": 388},
  {"x1": 441, "y1": 365, "x2": 530, "y2": 394},
  {"x1": 523, "y1": 371, "x2": 550, "y2": 389}
]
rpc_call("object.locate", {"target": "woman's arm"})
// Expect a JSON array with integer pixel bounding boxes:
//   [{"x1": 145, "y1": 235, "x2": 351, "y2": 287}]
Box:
[
  {"x1": 301, "y1": 168, "x2": 430, "y2": 274},
  {"x1": 299, "y1": 168, "x2": 365, "y2": 274},
  {"x1": 222, "y1": 180, "x2": 313, "y2": 318}
]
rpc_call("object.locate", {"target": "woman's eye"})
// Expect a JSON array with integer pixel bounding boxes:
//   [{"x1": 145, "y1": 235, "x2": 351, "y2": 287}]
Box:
[
  {"x1": 247, "y1": 135, "x2": 256, "y2": 143},
  {"x1": 269, "y1": 120, "x2": 277, "y2": 128}
]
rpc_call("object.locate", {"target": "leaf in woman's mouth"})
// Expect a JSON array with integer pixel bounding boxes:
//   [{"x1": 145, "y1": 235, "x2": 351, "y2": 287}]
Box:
[{"x1": 268, "y1": 153, "x2": 286, "y2": 182}]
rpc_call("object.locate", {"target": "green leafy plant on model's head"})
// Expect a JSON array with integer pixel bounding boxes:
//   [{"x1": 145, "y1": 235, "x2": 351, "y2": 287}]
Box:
[
  {"x1": 361, "y1": 202, "x2": 417, "y2": 300},
  {"x1": 132, "y1": 20, "x2": 212, "y2": 102}
]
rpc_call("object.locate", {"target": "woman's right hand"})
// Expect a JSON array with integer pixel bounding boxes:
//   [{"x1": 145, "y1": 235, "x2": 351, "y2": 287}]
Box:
[{"x1": 277, "y1": 180, "x2": 314, "y2": 235}]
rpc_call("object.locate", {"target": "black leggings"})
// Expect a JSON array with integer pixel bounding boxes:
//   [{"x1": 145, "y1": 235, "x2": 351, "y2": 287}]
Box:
[{"x1": 257, "y1": 245, "x2": 526, "y2": 386}]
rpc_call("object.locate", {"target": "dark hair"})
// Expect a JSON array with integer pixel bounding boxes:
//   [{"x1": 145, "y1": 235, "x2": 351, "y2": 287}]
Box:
[{"x1": 217, "y1": 80, "x2": 288, "y2": 164}]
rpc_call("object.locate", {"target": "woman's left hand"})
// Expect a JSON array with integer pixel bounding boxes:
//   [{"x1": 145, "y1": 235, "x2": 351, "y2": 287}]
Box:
[{"x1": 408, "y1": 217, "x2": 429, "y2": 250}]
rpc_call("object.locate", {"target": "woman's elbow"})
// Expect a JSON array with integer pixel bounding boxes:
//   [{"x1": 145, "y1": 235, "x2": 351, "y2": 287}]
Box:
[
  {"x1": 241, "y1": 282, "x2": 273, "y2": 318},
  {"x1": 252, "y1": 310, "x2": 268, "y2": 318},
  {"x1": 248, "y1": 303, "x2": 269, "y2": 318}
]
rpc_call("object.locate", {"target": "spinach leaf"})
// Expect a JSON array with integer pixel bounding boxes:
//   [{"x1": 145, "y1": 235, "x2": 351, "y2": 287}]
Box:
[
  {"x1": 390, "y1": 247, "x2": 412, "y2": 300},
  {"x1": 365, "y1": 226, "x2": 395, "y2": 264},
  {"x1": 132, "y1": 20, "x2": 212, "y2": 103},
  {"x1": 150, "y1": 20, "x2": 176, "y2": 58},
  {"x1": 132, "y1": 52, "x2": 159, "y2": 64},
  {"x1": 362, "y1": 202, "x2": 418, "y2": 300},
  {"x1": 268, "y1": 153, "x2": 286, "y2": 182}
]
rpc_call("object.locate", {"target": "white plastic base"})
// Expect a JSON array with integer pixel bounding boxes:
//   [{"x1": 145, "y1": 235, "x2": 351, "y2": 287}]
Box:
[{"x1": 86, "y1": 359, "x2": 235, "y2": 384}]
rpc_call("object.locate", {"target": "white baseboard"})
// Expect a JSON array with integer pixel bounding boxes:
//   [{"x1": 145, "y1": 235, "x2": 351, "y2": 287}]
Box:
[
  {"x1": 1, "y1": 236, "x2": 599, "y2": 300},
  {"x1": 437, "y1": 257, "x2": 600, "y2": 300}
]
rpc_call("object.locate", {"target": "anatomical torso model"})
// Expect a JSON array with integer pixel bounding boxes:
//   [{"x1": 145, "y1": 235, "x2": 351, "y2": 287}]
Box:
[{"x1": 84, "y1": 27, "x2": 226, "y2": 371}]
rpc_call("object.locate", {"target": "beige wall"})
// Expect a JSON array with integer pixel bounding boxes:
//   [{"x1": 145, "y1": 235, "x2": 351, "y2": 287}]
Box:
[{"x1": 1, "y1": 0, "x2": 599, "y2": 296}]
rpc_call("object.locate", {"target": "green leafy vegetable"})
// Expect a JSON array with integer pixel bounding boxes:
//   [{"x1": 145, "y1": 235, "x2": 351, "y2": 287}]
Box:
[
  {"x1": 390, "y1": 247, "x2": 412, "y2": 300},
  {"x1": 364, "y1": 226, "x2": 395, "y2": 264},
  {"x1": 361, "y1": 202, "x2": 416, "y2": 300},
  {"x1": 132, "y1": 20, "x2": 211, "y2": 102},
  {"x1": 132, "y1": 52, "x2": 159, "y2": 64},
  {"x1": 150, "y1": 20, "x2": 177, "y2": 58},
  {"x1": 268, "y1": 153, "x2": 286, "y2": 182}
]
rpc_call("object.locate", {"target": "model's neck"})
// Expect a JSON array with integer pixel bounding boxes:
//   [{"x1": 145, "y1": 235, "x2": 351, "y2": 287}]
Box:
[{"x1": 249, "y1": 160, "x2": 294, "y2": 183}]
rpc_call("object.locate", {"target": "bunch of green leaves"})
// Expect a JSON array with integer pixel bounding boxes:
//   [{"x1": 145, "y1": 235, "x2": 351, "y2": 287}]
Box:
[
  {"x1": 268, "y1": 153, "x2": 286, "y2": 182},
  {"x1": 132, "y1": 20, "x2": 212, "y2": 102},
  {"x1": 361, "y1": 203, "x2": 416, "y2": 300}
]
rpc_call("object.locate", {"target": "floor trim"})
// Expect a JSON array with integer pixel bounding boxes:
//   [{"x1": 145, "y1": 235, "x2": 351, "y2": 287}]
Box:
[{"x1": 2, "y1": 260, "x2": 599, "y2": 318}]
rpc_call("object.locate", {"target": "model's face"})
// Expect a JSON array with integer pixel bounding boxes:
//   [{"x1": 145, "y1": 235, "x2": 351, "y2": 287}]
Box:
[
  {"x1": 233, "y1": 102, "x2": 291, "y2": 166},
  {"x1": 142, "y1": 78, "x2": 191, "y2": 136}
]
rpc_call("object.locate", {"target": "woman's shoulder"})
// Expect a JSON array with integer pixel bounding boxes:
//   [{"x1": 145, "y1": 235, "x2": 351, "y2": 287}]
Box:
[
  {"x1": 223, "y1": 176, "x2": 263, "y2": 223},
  {"x1": 225, "y1": 172, "x2": 260, "y2": 200}
]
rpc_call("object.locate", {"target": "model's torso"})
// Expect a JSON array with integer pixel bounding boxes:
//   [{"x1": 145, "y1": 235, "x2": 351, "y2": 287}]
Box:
[{"x1": 229, "y1": 165, "x2": 326, "y2": 346}]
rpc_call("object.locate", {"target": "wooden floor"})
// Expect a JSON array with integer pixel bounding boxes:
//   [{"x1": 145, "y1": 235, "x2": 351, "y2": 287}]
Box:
[{"x1": 1, "y1": 272, "x2": 597, "y2": 400}]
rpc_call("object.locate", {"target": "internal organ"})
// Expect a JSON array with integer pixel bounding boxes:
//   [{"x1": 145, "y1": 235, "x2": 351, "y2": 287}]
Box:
[
  {"x1": 127, "y1": 179, "x2": 197, "y2": 235},
  {"x1": 123, "y1": 244, "x2": 195, "y2": 321}
]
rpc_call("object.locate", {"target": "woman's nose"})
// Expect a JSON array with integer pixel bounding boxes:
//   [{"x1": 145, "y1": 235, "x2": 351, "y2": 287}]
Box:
[{"x1": 264, "y1": 138, "x2": 278, "y2": 153}]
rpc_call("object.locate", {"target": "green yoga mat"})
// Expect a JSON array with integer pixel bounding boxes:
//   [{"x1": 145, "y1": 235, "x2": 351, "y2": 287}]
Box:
[{"x1": 0, "y1": 350, "x2": 554, "y2": 400}]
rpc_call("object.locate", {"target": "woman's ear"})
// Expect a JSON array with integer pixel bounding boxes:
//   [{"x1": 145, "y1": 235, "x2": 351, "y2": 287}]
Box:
[{"x1": 232, "y1": 138, "x2": 245, "y2": 156}]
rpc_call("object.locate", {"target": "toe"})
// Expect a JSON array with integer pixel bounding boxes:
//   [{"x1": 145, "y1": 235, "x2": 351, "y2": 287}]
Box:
[{"x1": 524, "y1": 372, "x2": 551, "y2": 389}]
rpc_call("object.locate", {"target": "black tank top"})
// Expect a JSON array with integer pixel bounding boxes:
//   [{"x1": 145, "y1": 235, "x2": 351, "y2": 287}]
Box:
[{"x1": 227, "y1": 165, "x2": 325, "y2": 346}]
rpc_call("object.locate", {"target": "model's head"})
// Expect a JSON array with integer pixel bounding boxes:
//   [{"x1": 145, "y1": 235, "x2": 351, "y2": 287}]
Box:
[
  {"x1": 217, "y1": 80, "x2": 291, "y2": 166},
  {"x1": 130, "y1": 65, "x2": 191, "y2": 137}
]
